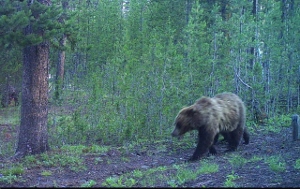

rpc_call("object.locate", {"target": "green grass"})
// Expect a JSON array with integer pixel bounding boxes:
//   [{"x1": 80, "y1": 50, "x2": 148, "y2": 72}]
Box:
[
  {"x1": 81, "y1": 180, "x2": 97, "y2": 187},
  {"x1": 102, "y1": 176, "x2": 126, "y2": 187},
  {"x1": 0, "y1": 107, "x2": 20, "y2": 125},
  {"x1": 41, "y1": 170, "x2": 52, "y2": 176},
  {"x1": 0, "y1": 107, "x2": 19, "y2": 158},
  {"x1": 0, "y1": 174, "x2": 18, "y2": 184},
  {"x1": 132, "y1": 170, "x2": 143, "y2": 178},
  {"x1": 101, "y1": 160, "x2": 220, "y2": 188},
  {"x1": 294, "y1": 159, "x2": 300, "y2": 169},
  {"x1": 197, "y1": 160, "x2": 219, "y2": 174},
  {"x1": 175, "y1": 167, "x2": 198, "y2": 185},
  {"x1": 0, "y1": 165, "x2": 24, "y2": 176},
  {"x1": 101, "y1": 165, "x2": 171, "y2": 187},
  {"x1": 60, "y1": 144, "x2": 108, "y2": 155},
  {"x1": 249, "y1": 155, "x2": 263, "y2": 162},
  {"x1": 22, "y1": 152, "x2": 86, "y2": 172},
  {"x1": 224, "y1": 171, "x2": 239, "y2": 187},
  {"x1": 0, "y1": 164, "x2": 24, "y2": 184},
  {"x1": 268, "y1": 114, "x2": 292, "y2": 128},
  {"x1": 265, "y1": 156, "x2": 286, "y2": 173},
  {"x1": 227, "y1": 154, "x2": 248, "y2": 168}
]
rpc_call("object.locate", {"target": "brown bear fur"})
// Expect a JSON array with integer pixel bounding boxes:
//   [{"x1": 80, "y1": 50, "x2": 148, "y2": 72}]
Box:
[{"x1": 171, "y1": 92, "x2": 249, "y2": 161}]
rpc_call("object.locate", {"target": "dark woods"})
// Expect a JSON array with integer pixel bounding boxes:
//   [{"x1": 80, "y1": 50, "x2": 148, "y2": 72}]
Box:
[{"x1": 1, "y1": 84, "x2": 19, "y2": 107}]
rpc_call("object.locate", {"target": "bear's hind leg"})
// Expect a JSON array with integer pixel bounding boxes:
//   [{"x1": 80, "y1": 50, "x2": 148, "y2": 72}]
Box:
[{"x1": 243, "y1": 127, "x2": 250, "y2": 144}]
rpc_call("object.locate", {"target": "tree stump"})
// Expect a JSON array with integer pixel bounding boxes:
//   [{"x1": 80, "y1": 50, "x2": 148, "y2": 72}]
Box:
[{"x1": 292, "y1": 114, "x2": 300, "y2": 141}]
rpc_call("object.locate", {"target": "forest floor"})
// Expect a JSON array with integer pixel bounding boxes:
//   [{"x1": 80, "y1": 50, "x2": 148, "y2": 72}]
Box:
[{"x1": 0, "y1": 106, "x2": 300, "y2": 187}]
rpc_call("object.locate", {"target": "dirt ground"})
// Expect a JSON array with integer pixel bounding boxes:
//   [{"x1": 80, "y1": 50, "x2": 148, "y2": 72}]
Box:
[{"x1": 1, "y1": 109, "x2": 300, "y2": 187}]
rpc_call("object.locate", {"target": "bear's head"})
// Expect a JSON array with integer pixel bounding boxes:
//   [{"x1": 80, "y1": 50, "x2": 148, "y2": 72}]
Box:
[
  {"x1": 171, "y1": 97, "x2": 212, "y2": 138},
  {"x1": 171, "y1": 106, "x2": 200, "y2": 138}
]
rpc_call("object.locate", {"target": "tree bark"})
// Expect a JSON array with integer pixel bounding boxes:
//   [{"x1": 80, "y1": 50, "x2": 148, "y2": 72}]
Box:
[
  {"x1": 15, "y1": 42, "x2": 50, "y2": 158},
  {"x1": 15, "y1": 0, "x2": 51, "y2": 159}
]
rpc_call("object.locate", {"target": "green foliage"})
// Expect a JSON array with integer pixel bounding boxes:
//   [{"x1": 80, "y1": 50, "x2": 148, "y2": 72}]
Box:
[
  {"x1": 40, "y1": 170, "x2": 52, "y2": 176},
  {"x1": 81, "y1": 180, "x2": 97, "y2": 187},
  {"x1": 167, "y1": 179, "x2": 178, "y2": 187},
  {"x1": 43, "y1": 0, "x2": 300, "y2": 148},
  {"x1": 60, "y1": 144, "x2": 108, "y2": 155},
  {"x1": 0, "y1": 174, "x2": 18, "y2": 184},
  {"x1": 294, "y1": 159, "x2": 300, "y2": 169},
  {"x1": 22, "y1": 152, "x2": 86, "y2": 172},
  {"x1": 0, "y1": 0, "x2": 30, "y2": 47},
  {"x1": 228, "y1": 154, "x2": 249, "y2": 168},
  {"x1": 132, "y1": 170, "x2": 143, "y2": 178},
  {"x1": 102, "y1": 175, "x2": 136, "y2": 187},
  {"x1": 268, "y1": 114, "x2": 292, "y2": 128},
  {"x1": 0, "y1": 164, "x2": 24, "y2": 184},
  {"x1": 102, "y1": 176, "x2": 125, "y2": 187},
  {"x1": 197, "y1": 160, "x2": 219, "y2": 174},
  {"x1": 99, "y1": 162, "x2": 219, "y2": 187},
  {"x1": 23, "y1": 155, "x2": 38, "y2": 165},
  {"x1": 101, "y1": 165, "x2": 170, "y2": 187},
  {"x1": 0, "y1": 0, "x2": 67, "y2": 47},
  {"x1": 249, "y1": 156, "x2": 263, "y2": 162},
  {"x1": 176, "y1": 167, "x2": 198, "y2": 185},
  {"x1": 224, "y1": 171, "x2": 239, "y2": 187},
  {"x1": 265, "y1": 156, "x2": 286, "y2": 173},
  {"x1": 0, "y1": 165, "x2": 24, "y2": 176},
  {"x1": 0, "y1": 107, "x2": 20, "y2": 125},
  {"x1": 1, "y1": 0, "x2": 300, "y2": 158}
]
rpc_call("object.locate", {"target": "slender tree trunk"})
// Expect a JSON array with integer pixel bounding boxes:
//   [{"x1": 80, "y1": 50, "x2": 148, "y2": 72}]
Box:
[
  {"x1": 55, "y1": 0, "x2": 68, "y2": 100},
  {"x1": 55, "y1": 34, "x2": 66, "y2": 100},
  {"x1": 15, "y1": 0, "x2": 51, "y2": 159}
]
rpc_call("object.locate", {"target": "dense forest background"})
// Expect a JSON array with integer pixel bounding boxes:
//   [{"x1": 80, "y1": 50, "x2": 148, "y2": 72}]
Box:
[{"x1": 0, "y1": 0, "x2": 299, "y2": 151}]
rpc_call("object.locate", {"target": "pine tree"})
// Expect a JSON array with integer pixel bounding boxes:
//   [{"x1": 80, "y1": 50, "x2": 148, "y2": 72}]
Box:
[{"x1": 1, "y1": 0, "x2": 71, "y2": 158}]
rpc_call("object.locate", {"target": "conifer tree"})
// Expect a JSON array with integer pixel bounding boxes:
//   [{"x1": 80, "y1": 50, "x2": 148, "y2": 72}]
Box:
[{"x1": 0, "y1": 0, "x2": 69, "y2": 158}]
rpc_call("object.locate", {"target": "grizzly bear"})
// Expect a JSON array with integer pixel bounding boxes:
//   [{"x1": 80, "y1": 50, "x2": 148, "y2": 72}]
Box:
[{"x1": 171, "y1": 92, "x2": 249, "y2": 161}]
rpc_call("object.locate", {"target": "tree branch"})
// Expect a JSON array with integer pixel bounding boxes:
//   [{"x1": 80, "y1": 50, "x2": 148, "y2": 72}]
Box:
[{"x1": 235, "y1": 71, "x2": 253, "y2": 89}]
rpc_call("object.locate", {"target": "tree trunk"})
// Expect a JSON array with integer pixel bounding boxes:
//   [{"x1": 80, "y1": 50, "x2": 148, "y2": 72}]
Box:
[
  {"x1": 54, "y1": 0, "x2": 68, "y2": 100},
  {"x1": 15, "y1": 42, "x2": 50, "y2": 158},
  {"x1": 54, "y1": 34, "x2": 66, "y2": 100},
  {"x1": 15, "y1": 0, "x2": 51, "y2": 159}
]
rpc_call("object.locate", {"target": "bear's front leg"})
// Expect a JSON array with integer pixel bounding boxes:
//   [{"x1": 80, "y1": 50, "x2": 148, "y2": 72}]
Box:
[{"x1": 188, "y1": 131, "x2": 214, "y2": 162}]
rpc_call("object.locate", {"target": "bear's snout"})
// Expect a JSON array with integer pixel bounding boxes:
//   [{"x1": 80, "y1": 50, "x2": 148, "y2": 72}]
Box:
[{"x1": 171, "y1": 128, "x2": 180, "y2": 137}]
